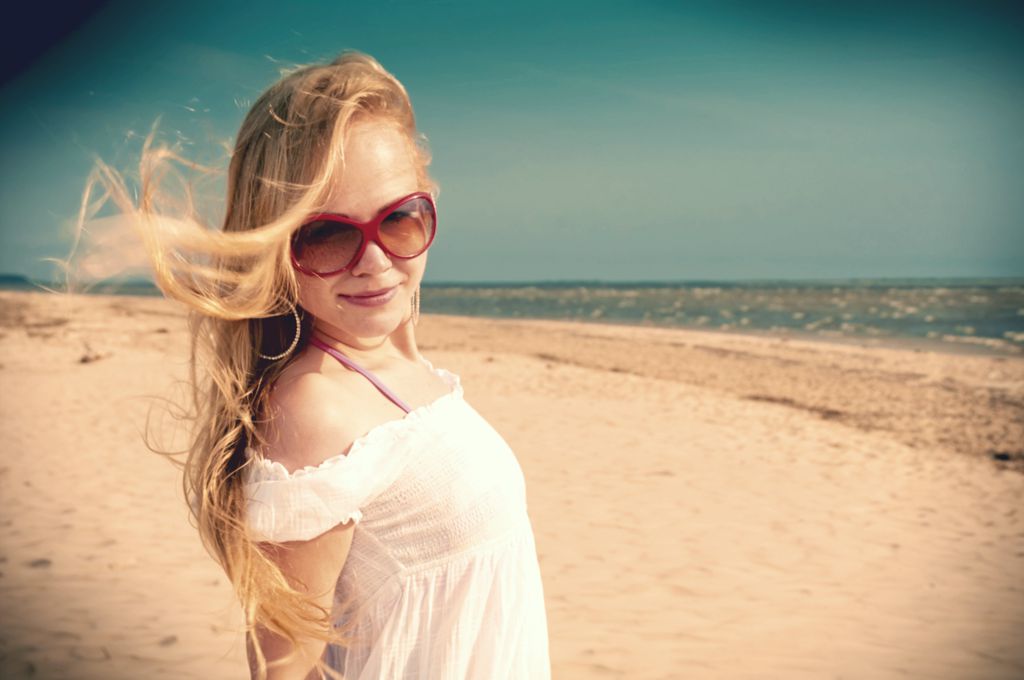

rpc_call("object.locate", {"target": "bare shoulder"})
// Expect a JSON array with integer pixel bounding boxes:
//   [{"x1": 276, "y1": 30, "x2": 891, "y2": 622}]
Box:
[{"x1": 260, "y1": 365, "x2": 366, "y2": 473}]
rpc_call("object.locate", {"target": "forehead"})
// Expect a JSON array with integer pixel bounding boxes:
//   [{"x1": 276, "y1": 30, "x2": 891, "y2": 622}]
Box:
[{"x1": 322, "y1": 120, "x2": 420, "y2": 221}]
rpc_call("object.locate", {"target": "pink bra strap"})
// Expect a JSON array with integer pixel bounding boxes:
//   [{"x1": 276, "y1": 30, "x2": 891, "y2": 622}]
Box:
[{"x1": 308, "y1": 336, "x2": 413, "y2": 414}]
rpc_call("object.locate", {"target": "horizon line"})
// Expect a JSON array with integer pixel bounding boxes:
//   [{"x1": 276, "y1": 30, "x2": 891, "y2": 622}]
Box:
[{"x1": 3, "y1": 272, "x2": 1024, "y2": 289}]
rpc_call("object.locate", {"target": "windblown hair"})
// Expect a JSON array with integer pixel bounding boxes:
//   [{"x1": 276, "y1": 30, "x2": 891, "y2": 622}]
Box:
[{"x1": 74, "y1": 52, "x2": 436, "y2": 678}]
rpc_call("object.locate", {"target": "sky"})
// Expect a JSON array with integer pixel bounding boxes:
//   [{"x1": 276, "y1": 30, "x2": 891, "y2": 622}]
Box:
[{"x1": 0, "y1": 0, "x2": 1022, "y2": 283}]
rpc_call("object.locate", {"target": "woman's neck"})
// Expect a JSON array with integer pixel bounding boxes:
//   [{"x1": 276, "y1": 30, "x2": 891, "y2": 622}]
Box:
[{"x1": 311, "y1": 321, "x2": 419, "y2": 368}]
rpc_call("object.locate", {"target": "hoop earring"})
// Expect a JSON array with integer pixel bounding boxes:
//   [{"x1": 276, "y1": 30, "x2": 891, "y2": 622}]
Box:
[
  {"x1": 411, "y1": 287, "x2": 420, "y2": 326},
  {"x1": 258, "y1": 306, "x2": 302, "y2": 361}
]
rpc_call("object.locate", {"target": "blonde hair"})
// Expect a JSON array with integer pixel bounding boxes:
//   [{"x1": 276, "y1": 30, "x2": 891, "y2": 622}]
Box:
[{"x1": 74, "y1": 51, "x2": 436, "y2": 678}]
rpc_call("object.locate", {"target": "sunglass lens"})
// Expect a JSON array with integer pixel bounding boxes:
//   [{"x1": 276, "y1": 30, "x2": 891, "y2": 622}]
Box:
[
  {"x1": 379, "y1": 197, "x2": 436, "y2": 257},
  {"x1": 294, "y1": 220, "x2": 362, "y2": 274}
]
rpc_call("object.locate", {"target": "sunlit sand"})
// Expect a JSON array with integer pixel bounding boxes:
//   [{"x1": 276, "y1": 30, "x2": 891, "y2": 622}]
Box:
[{"x1": 1, "y1": 290, "x2": 1022, "y2": 679}]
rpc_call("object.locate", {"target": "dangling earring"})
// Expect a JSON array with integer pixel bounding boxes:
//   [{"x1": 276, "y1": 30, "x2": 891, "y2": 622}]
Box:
[
  {"x1": 258, "y1": 306, "x2": 302, "y2": 361},
  {"x1": 411, "y1": 287, "x2": 420, "y2": 326}
]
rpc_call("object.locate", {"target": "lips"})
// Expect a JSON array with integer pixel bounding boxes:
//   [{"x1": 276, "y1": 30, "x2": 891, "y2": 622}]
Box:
[{"x1": 345, "y1": 286, "x2": 396, "y2": 298}]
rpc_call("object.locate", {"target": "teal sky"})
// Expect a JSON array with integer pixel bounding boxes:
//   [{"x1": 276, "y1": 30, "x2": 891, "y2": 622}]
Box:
[{"x1": 1, "y1": 0, "x2": 1022, "y2": 283}]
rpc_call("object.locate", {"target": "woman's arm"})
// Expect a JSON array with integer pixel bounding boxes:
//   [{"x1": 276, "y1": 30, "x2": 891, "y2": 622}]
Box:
[
  {"x1": 250, "y1": 520, "x2": 356, "y2": 680},
  {"x1": 249, "y1": 371, "x2": 368, "y2": 679}
]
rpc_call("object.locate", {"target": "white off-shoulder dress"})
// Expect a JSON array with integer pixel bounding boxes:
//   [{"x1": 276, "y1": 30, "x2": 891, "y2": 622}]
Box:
[{"x1": 242, "y1": 343, "x2": 551, "y2": 679}]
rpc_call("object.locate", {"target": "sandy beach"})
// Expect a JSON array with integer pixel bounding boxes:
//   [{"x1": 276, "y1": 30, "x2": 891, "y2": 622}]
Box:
[{"x1": 1, "y1": 289, "x2": 1022, "y2": 680}]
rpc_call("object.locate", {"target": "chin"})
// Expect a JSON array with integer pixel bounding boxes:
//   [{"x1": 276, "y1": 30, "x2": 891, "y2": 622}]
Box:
[{"x1": 341, "y1": 309, "x2": 406, "y2": 340}]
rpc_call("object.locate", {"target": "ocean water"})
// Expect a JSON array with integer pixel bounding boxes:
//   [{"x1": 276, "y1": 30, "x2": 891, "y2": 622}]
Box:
[
  {"x1": 5, "y1": 276, "x2": 1023, "y2": 356},
  {"x1": 421, "y1": 279, "x2": 1024, "y2": 356}
]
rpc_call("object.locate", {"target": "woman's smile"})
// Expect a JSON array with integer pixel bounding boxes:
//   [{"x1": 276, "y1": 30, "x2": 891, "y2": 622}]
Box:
[{"x1": 338, "y1": 285, "x2": 399, "y2": 307}]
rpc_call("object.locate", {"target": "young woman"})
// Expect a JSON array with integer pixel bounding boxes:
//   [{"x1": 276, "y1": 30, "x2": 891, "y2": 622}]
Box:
[{"x1": 104, "y1": 52, "x2": 551, "y2": 679}]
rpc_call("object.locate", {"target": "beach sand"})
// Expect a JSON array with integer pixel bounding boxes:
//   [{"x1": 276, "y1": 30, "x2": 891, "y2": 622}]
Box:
[{"x1": 1, "y1": 290, "x2": 1022, "y2": 679}]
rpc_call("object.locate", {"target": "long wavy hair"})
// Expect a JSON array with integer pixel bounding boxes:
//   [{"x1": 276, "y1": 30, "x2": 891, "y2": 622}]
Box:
[{"x1": 73, "y1": 52, "x2": 436, "y2": 678}]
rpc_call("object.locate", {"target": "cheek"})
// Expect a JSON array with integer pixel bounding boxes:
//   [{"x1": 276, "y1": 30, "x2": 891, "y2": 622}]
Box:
[
  {"x1": 405, "y1": 251, "x2": 428, "y2": 282},
  {"x1": 296, "y1": 276, "x2": 336, "y2": 314}
]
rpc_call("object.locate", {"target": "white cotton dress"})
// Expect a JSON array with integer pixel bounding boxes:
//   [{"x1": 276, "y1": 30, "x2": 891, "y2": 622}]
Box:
[{"x1": 242, "y1": 355, "x2": 551, "y2": 679}]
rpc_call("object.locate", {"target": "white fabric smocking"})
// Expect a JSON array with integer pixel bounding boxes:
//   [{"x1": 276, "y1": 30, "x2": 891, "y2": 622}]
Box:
[{"x1": 242, "y1": 358, "x2": 551, "y2": 679}]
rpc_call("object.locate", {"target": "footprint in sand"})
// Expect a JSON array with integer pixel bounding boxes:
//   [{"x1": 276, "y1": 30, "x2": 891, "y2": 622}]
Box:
[{"x1": 69, "y1": 645, "x2": 112, "y2": 661}]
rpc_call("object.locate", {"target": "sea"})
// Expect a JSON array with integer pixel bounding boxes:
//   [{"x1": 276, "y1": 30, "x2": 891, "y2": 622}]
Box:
[
  {"x1": 4, "y1": 275, "x2": 1023, "y2": 357},
  {"x1": 419, "y1": 278, "x2": 1024, "y2": 357}
]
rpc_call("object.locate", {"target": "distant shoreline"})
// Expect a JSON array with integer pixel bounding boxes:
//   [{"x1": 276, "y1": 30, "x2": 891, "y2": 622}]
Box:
[
  {"x1": 2, "y1": 287, "x2": 1020, "y2": 360},
  {"x1": 4, "y1": 274, "x2": 1024, "y2": 292}
]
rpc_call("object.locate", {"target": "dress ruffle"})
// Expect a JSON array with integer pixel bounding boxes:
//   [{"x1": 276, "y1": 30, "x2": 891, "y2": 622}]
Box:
[{"x1": 243, "y1": 364, "x2": 463, "y2": 542}]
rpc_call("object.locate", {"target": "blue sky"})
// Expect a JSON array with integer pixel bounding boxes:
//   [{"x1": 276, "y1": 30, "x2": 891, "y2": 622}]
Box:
[{"x1": 1, "y1": 0, "x2": 1022, "y2": 282}]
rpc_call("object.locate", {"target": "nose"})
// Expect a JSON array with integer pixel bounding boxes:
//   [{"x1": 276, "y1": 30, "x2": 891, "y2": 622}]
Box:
[{"x1": 350, "y1": 237, "x2": 393, "y2": 276}]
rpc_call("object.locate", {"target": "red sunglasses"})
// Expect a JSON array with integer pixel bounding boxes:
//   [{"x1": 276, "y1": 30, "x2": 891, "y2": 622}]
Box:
[{"x1": 291, "y1": 192, "x2": 437, "y2": 277}]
